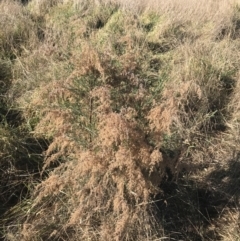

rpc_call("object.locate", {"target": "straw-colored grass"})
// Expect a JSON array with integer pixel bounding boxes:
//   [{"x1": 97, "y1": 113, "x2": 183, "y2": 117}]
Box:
[{"x1": 1, "y1": 0, "x2": 240, "y2": 240}]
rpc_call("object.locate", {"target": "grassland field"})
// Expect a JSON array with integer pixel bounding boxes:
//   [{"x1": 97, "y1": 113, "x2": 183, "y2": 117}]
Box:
[{"x1": 0, "y1": 0, "x2": 240, "y2": 240}]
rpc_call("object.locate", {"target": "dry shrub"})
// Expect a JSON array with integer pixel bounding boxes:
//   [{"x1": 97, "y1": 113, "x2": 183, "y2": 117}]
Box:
[
  {"x1": 3, "y1": 0, "x2": 240, "y2": 240},
  {"x1": 18, "y1": 108, "x2": 165, "y2": 241},
  {"x1": 8, "y1": 11, "x2": 169, "y2": 239}
]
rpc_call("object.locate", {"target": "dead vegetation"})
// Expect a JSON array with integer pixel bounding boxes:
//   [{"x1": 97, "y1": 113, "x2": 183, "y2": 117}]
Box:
[{"x1": 0, "y1": 0, "x2": 240, "y2": 240}]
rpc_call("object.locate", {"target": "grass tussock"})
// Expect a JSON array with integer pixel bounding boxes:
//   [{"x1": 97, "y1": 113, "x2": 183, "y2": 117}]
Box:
[{"x1": 1, "y1": 0, "x2": 240, "y2": 240}]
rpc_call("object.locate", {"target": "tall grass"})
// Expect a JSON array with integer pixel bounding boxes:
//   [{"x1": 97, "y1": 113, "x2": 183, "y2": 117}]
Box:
[{"x1": 1, "y1": 0, "x2": 240, "y2": 240}]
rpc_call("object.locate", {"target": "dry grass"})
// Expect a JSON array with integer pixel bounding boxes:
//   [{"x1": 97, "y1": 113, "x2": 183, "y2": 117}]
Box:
[{"x1": 1, "y1": 0, "x2": 240, "y2": 240}]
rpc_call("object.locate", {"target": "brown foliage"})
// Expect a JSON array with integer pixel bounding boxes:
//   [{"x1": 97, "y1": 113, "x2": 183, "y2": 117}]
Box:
[{"x1": 3, "y1": 0, "x2": 240, "y2": 241}]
